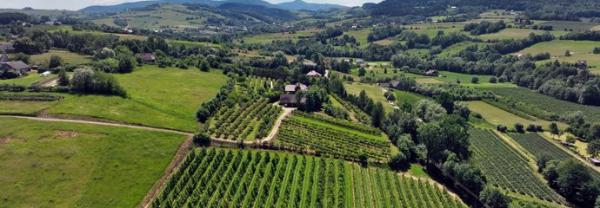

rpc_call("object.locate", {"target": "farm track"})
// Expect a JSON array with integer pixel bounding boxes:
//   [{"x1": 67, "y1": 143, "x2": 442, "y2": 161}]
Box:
[
  {"x1": 0, "y1": 115, "x2": 194, "y2": 136},
  {"x1": 140, "y1": 136, "x2": 193, "y2": 208},
  {"x1": 210, "y1": 105, "x2": 295, "y2": 145}
]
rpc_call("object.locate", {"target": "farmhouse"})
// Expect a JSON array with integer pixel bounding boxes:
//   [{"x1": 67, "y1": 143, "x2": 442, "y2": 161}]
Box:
[
  {"x1": 0, "y1": 60, "x2": 32, "y2": 77},
  {"x1": 280, "y1": 83, "x2": 308, "y2": 107},
  {"x1": 136, "y1": 53, "x2": 156, "y2": 64}
]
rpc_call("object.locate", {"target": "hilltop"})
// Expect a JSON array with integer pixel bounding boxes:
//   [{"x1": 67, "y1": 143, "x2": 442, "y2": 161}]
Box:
[{"x1": 80, "y1": 0, "x2": 346, "y2": 13}]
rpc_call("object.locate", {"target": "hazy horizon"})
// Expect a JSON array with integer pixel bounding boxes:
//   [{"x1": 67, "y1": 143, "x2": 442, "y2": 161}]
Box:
[{"x1": 1, "y1": 0, "x2": 383, "y2": 10}]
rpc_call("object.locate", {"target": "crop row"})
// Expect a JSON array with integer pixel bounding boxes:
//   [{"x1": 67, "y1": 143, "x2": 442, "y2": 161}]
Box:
[
  {"x1": 293, "y1": 111, "x2": 381, "y2": 135},
  {"x1": 508, "y1": 133, "x2": 600, "y2": 181},
  {"x1": 276, "y1": 115, "x2": 390, "y2": 162},
  {"x1": 331, "y1": 94, "x2": 371, "y2": 125},
  {"x1": 151, "y1": 148, "x2": 466, "y2": 208},
  {"x1": 210, "y1": 98, "x2": 281, "y2": 141},
  {"x1": 489, "y1": 87, "x2": 600, "y2": 122},
  {"x1": 469, "y1": 129, "x2": 565, "y2": 204}
]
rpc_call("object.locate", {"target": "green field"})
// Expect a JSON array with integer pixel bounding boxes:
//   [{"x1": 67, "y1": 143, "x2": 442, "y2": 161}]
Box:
[
  {"x1": 469, "y1": 129, "x2": 565, "y2": 204},
  {"x1": 30, "y1": 49, "x2": 93, "y2": 66},
  {"x1": 436, "y1": 71, "x2": 515, "y2": 87},
  {"x1": 477, "y1": 28, "x2": 567, "y2": 41},
  {"x1": 243, "y1": 29, "x2": 321, "y2": 44},
  {"x1": 489, "y1": 87, "x2": 600, "y2": 123},
  {"x1": 0, "y1": 71, "x2": 56, "y2": 86},
  {"x1": 345, "y1": 28, "x2": 372, "y2": 46},
  {"x1": 152, "y1": 148, "x2": 467, "y2": 208},
  {"x1": 392, "y1": 90, "x2": 427, "y2": 106},
  {"x1": 537, "y1": 20, "x2": 600, "y2": 32},
  {"x1": 0, "y1": 99, "x2": 57, "y2": 115},
  {"x1": 517, "y1": 40, "x2": 600, "y2": 74},
  {"x1": 404, "y1": 22, "x2": 465, "y2": 38},
  {"x1": 43, "y1": 66, "x2": 228, "y2": 131},
  {"x1": 466, "y1": 101, "x2": 557, "y2": 129},
  {"x1": 0, "y1": 117, "x2": 186, "y2": 208},
  {"x1": 438, "y1": 41, "x2": 484, "y2": 57},
  {"x1": 92, "y1": 4, "x2": 204, "y2": 31}
]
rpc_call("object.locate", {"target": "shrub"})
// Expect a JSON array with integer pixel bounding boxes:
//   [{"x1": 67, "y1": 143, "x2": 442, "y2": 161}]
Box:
[
  {"x1": 526, "y1": 124, "x2": 538, "y2": 132},
  {"x1": 514, "y1": 123, "x2": 525, "y2": 133},
  {"x1": 489, "y1": 77, "x2": 497, "y2": 83},
  {"x1": 497, "y1": 125, "x2": 508, "y2": 132},
  {"x1": 193, "y1": 133, "x2": 211, "y2": 147},
  {"x1": 49, "y1": 55, "x2": 63, "y2": 69},
  {"x1": 389, "y1": 153, "x2": 409, "y2": 170}
]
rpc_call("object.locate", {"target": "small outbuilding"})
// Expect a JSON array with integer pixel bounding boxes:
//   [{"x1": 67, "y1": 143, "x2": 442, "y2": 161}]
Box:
[
  {"x1": 136, "y1": 53, "x2": 156, "y2": 64},
  {"x1": 424, "y1": 69, "x2": 439, "y2": 77},
  {"x1": 306, "y1": 70, "x2": 322, "y2": 77},
  {"x1": 0, "y1": 61, "x2": 32, "y2": 76}
]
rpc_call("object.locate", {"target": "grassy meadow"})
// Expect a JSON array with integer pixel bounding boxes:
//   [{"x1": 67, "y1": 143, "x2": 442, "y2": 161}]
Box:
[
  {"x1": 517, "y1": 40, "x2": 600, "y2": 74},
  {"x1": 477, "y1": 28, "x2": 567, "y2": 41},
  {"x1": 466, "y1": 101, "x2": 560, "y2": 130},
  {"x1": 345, "y1": 28, "x2": 372, "y2": 46},
  {"x1": 0, "y1": 117, "x2": 186, "y2": 208},
  {"x1": 0, "y1": 71, "x2": 56, "y2": 86},
  {"x1": 243, "y1": 29, "x2": 321, "y2": 44},
  {"x1": 45, "y1": 66, "x2": 228, "y2": 131},
  {"x1": 392, "y1": 90, "x2": 427, "y2": 106},
  {"x1": 30, "y1": 49, "x2": 93, "y2": 66}
]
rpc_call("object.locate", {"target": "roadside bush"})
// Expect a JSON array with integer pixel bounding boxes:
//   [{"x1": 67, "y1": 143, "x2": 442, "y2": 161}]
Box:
[{"x1": 193, "y1": 133, "x2": 211, "y2": 147}]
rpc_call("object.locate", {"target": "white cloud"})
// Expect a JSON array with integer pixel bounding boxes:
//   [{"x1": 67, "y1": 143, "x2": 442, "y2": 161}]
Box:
[{"x1": 1, "y1": 0, "x2": 382, "y2": 10}]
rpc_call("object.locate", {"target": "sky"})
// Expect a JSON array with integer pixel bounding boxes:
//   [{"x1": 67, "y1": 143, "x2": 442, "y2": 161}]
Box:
[{"x1": 1, "y1": 0, "x2": 383, "y2": 10}]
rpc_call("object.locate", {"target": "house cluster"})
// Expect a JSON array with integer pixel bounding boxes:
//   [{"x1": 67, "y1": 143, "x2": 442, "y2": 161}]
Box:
[
  {"x1": 279, "y1": 83, "x2": 307, "y2": 107},
  {"x1": 0, "y1": 53, "x2": 32, "y2": 77}
]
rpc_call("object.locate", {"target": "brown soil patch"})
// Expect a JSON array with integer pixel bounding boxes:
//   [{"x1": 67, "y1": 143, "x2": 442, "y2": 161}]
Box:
[
  {"x1": 55, "y1": 131, "x2": 79, "y2": 139},
  {"x1": 0, "y1": 136, "x2": 13, "y2": 145}
]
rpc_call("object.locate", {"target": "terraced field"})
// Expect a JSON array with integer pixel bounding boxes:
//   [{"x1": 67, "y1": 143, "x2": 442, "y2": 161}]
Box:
[
  {"x1": 152, "y1": 148, "x2": 467, "y2": 208},
  {"x1": 276, "y1": 112, "x2": 390, "y2": 162},
  {"x1": 469, "y1": 129, "x2": 565, "y2": 204}
]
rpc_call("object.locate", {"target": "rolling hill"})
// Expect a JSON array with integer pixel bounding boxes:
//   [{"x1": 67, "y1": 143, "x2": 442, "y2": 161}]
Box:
[{"x1": 80, "y1": 0, "x2": 345, "y2": 13}]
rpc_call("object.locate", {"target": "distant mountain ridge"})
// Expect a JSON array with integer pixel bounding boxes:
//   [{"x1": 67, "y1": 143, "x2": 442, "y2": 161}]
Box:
[
  {"x1": 275, "y1": 0, "x2": 345, "y2": 11},
  {"x1": 80, "y1": 0, "x2": 346, "y2": 13}
]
